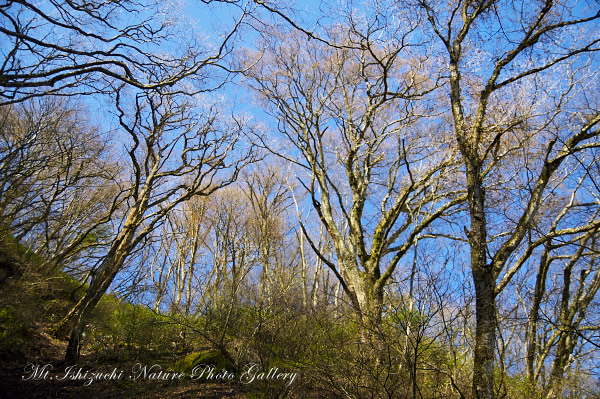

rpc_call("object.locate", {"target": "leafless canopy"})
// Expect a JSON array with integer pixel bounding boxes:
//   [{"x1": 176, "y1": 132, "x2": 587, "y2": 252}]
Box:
[{"x1": 0, "y1": 0, "x2": 248, "y2": 104}]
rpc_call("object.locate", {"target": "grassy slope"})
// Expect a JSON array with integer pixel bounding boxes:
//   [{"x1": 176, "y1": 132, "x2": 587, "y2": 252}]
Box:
[{"x1": 0, "y1": 234, "x2": 251, "y2": 398}]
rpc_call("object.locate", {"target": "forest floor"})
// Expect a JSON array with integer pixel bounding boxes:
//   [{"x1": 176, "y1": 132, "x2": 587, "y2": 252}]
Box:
[
  {"x1": 1, "y1": 365, "x2": 248, "y2": 399},
  {"x1": 0, "y1": 329, "x2": 249, "y2": 399}
]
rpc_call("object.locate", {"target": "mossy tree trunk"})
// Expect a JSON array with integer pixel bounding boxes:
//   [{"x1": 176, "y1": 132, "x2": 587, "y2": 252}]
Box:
[{"x1": 422, "y1": 2, "x2": 600, "y2": 398}]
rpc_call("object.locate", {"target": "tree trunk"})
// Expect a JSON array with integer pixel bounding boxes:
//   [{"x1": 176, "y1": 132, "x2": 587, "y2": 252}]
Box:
[
  {"x1": 472, "y1": 267, "x2": 497, "y2": 399},
  {"x1": 545, "y1": 333, "x2": 576, "y2": 399},
  {"x1": 467, "y1": 170, "x2": 497, "y2": 399},
  {"x1": 65, "y1": 255, "x2": 122, "y2": 363},
  {"x1": 545, "y1": 256, "x2": 577, "y2": 399},
  {"x1": 347, "y1": 272, "x2": 384, "y2": 349},
  {"x1": 527, "y1": 245, "x2": 551, "y2": 384},
  {"x1": 63, "y1": 216, "x2": 139, "y2": 363}
]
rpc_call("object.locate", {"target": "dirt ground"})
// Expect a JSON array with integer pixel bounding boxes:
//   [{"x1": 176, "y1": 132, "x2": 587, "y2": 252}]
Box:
[
  {"x1": 0, "y1": 330, "x2": 250, "y2": 398},
  {"x1": 0, "y1": 356, "x2": 253, "y2": 399},
  {"x1": 0, "y1": 364, "x2": 249, "y2": 399}
]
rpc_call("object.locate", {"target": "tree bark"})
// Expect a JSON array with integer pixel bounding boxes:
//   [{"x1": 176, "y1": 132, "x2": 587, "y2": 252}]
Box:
[
  {"x1": 65, "y1": 252, "x2": 124, "y2": 363},
  {"x1": 467, "y1": 169, "x2": 496, "y2": 399},
  {"x1": 527, "y1": 245, "x2": 551, "y2": 384},
  {"x1": 472, "y1": 267, "x2": 497, "y2": 399}
]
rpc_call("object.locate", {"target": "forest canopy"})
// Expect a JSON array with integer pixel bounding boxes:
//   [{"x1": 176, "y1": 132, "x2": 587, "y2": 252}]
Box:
[{"x1": 1, "y1": 1, "x2": 599, "y2": 398}]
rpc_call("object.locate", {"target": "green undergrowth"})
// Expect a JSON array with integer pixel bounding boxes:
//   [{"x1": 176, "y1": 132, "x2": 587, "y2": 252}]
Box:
[
  {"x1": 172, "y1": 349, "x2": 237, "y2": 374},
  {"x1": 0, "y1": 231, "x2": 184, "y2": 364}
]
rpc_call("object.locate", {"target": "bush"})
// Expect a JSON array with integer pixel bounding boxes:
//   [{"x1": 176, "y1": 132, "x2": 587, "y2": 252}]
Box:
[{"x1": 172, "y1": 349, "x2": 237, "y2": 374}]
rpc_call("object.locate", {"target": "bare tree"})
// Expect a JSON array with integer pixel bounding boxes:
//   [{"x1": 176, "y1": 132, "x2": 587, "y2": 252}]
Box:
[
  {"x1": 499, "y1": 180, "x2": 600, "y2": 397},
  {"x1": 542, "y1": 231, "x2": 600, "y2": 398},
  {"x1": 245, "y1": 22, "x2": 465, "y2": 345},
  {"x1": 417, "y1": 1, "x2": 600, "y2": 397},
  {"x1": 242, "y1": 166, "x2": 294, "y2": 305},
  {"x1": 0, "y1": 0, "x2": 251, "y2": 103},
  {"x1": 0, "y1": 98, "x2": 120, "y2": 273},
  {"x1": 58, "y1": 87, "x2": 255, "y2": 362},
  {"x1": 138, "y1": 168, "x2": 299, "y2": 365},
  {"x1": 146, "y1": 196, "x2": 211, "y2": 314},
  {"x1": 290, "y1": 183, "x2": 333, "y2": 312}
]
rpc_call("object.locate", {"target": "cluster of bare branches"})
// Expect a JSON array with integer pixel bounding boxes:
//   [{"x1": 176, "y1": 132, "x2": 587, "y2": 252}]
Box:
[
  {"x1": 0, "y1": 0, "x2": 252, "y2": 103},
  {"x1": 1, "y1": 0, "x2": 600, "y2": 398}
]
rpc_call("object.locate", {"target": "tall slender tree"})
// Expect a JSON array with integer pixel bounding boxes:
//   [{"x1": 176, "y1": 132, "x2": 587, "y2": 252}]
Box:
[{"x1": 417, "y1": 1, "x2": 600, "y2": 397}]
